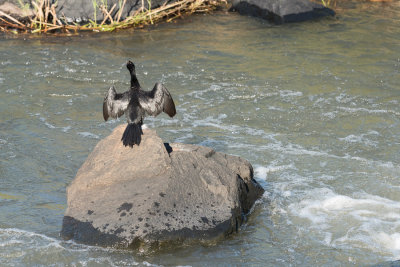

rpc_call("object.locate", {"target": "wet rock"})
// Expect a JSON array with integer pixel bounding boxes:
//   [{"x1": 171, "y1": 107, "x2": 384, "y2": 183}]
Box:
[
  {"x1": 56, "y1": 0, "x2": 178, "y2": 23},
  {"x1": 230, "y1": 0, "x2": 335, "y2": 24},
  {"x1": 61, "y1": 125, "x2": 264, "y2": 250}
]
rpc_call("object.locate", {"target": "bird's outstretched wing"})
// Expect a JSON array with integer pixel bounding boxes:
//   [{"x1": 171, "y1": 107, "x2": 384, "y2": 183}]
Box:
[
  {"x1": 103, "y1": 86, "x2": 130, "y2": 121},
  {"x1": 138, "y1": 83, "x2": 176, "y2": 118}
]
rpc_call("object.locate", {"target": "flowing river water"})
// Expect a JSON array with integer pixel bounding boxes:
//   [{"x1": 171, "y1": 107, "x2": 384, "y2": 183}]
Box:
[{"x1": 1, "y1": 1, "x2": 400, "y2": 266}]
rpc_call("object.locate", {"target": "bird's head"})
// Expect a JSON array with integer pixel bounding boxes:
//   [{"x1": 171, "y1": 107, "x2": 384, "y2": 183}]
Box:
[{"x1": 126, "y1": 60, "x2": 136, "y2": 74}]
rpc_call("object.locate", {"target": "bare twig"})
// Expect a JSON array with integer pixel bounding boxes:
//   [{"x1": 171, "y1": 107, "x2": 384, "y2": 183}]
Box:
[
  {"x1": 51, "y1": 5, "x2": 62, "y2": 25},
  {"x1": 0, "y1": 10, "x2": 26, "y2": 26},
  {"x1": 116, "y1": 0, "x2": 127, "y2": 23},
  {"x1": 100, "y1": 3, "x2": 116, "y2": 25}
]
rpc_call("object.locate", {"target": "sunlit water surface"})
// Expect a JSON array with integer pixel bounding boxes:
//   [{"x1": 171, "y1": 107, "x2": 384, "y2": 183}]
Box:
[{"x1": 1, "y1": 1, "x2": 400, "y2": 266}]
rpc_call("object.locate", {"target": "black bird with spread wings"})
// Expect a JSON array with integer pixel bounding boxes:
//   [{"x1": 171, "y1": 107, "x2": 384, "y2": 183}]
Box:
[{"x1": 103, "y1": 61, "x2": 176, "y2": 147}]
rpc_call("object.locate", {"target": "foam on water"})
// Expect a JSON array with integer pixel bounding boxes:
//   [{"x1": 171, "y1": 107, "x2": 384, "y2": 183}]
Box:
[
  {"x1": 374, "y1": 233, "x2": 400, "y2": 252},
  {"x1": 0, "y1": 228, "x2": 164, "y2": 266},
  {"x1": 189, "y1": 115, "x2": 242, "y2": 133},
  {"x1": 249, "y1": 138, "x2": 398, "y2": 175},
  {"x1": 77, "y1": 132, "x2": 100, "y2": 139},
  {"x1": 279, "y1": 90, "x2": 303, "y2": 98},
  {"x1": 339, "y1": 131, "x2": 379, "y2": 147},
  {"x1": 289, "y1": 188, "x2": 400, "y2": 258},
  {"x1": 254, "y1": 164, "x2": 295, "y2": 181},
  {"x1": 62, "y1": 126, "x2": 71, "y2": 133},
  {"x1": 71, "y1": 59, "x2": 90, "y2": 66},
  {"x1": 339, "y1": 107, "x2": 400, "y2": 117},
  {"x1": 49, "y1": 93, "x2": 74, "y2": 97},
  {"x1": 40, "y1": 117, "x2": 56, "y2": 129}
]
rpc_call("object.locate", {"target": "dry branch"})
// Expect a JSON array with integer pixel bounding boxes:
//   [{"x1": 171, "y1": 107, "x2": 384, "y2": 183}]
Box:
[
  {"x1": 0, "y1": 10, "x2": 26, "y2": 26},
  {"x1": 116, "y1": 0, "x2": 127, "y2": 23}
]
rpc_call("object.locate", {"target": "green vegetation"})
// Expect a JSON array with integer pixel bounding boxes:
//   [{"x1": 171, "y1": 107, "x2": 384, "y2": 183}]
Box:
[{"x1": 320, "y1": 0, "x2": 333, "y2": 7}]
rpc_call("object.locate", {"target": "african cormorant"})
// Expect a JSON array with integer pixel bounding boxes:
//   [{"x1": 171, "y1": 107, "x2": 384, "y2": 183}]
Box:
[{"x1": 103, "y1": 61, "x2": 176, "y2": 147}]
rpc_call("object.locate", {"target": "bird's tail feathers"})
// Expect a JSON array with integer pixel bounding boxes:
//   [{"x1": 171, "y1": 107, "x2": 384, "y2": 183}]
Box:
[{"x1": 121, "y1": 123, "x2": 143, "y2": 147}]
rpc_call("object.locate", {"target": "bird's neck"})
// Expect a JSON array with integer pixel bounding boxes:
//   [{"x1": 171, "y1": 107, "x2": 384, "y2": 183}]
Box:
[{"x1": 130, "y1": 74, "x2": 140, "y2": 90}]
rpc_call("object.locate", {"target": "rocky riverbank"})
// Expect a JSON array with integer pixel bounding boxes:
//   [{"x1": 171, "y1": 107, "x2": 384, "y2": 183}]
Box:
[
  {"x1": 0, "y1": 0, "x2": 223, "y2": 33},
  {"x1": 0, "y1": 0, "x2": 335, "y2": 33}
]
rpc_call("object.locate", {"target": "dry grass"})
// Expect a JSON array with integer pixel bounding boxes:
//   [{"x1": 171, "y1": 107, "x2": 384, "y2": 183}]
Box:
[{"x1": 0, "y1": 0, "x2": 226, "y2": 34}]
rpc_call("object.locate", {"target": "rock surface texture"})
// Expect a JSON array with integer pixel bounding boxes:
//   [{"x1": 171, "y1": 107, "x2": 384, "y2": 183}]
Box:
[
  {"x1": 61, "y1": 125, "x2": 264, "y2": 250},
  {"x1": 0, "y1": 1, "x2": 34, "y2": 20},
  {"x1": 56, "y1": 0, "x2": 178, "y2": 23},
  {"x1": 230, "y1": 0, "x2": 335, "y2": 24}
]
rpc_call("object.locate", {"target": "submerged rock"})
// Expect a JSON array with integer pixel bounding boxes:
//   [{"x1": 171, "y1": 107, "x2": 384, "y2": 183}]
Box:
[
  {"x1": 230, "y1": 0, "x2": 335, "y2": 24},
  {"x1": 61, "y1": 125, "x2": 264, "y2": 250}
]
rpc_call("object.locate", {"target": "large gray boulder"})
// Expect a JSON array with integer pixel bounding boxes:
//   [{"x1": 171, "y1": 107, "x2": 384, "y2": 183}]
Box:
[
  {"x1": 56, "y1": 0, "x2": 177, "y2": 23},
  {"x1": 230, "y1": 0, "x2": 335, "y2": 24},
  {"x1": 61, "y1": 125, "x2": 264, "y2": 250}
]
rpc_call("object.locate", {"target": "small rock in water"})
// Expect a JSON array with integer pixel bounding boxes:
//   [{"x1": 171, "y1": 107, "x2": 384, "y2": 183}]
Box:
[
  {"x1": 61, "y1": 125, "x2": 264, "y2": 251},
  {"x1": 230, "y1": 0, "x2": 335, "y2": 24}
]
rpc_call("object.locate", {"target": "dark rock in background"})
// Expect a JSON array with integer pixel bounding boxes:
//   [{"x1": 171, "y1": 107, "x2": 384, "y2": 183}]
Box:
[
  {"x1": 230, "y1": 0, "x2": 335, "y2": 24},
  {"x1": 56, "y1": 0, "x2": 177, "y2": 23},
  {"x1": 61, "y1": 125, "x2": 264, "y2": 250}
]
